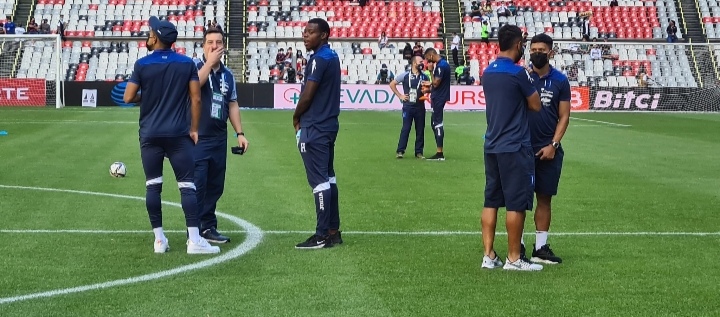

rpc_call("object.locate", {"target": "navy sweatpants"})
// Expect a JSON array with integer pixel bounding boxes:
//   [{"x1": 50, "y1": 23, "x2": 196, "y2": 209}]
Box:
[
  {"x1": 431, "y1": 100, "x2": 445, "y2": 148},
  {"x1": 298, "y1": 127, "x2": 340, "y2": 236},
  {"x1": 140, "y1": 136, "x2": 199, "y2": 228},
  {"x1": 396, "y1": 106, "x2": 425, "y2": 155},
  {"x1": 194, "y1": 137, "x2": 227, "y2": 231}
]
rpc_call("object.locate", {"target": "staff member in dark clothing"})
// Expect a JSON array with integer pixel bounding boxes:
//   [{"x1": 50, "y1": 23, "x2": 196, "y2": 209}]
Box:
[
  {"x1": 390, "y1": 56, "x2": 429, "y2": 159},
  {"x1": 293, "y1": 18, "x2": 343, "y2": 250},
  {"x1": 193, "y1": 29, "x2": 249, "y2": 244},
  {"x1": 124, "y1": 16, "x2": 219, "y2": 255}
]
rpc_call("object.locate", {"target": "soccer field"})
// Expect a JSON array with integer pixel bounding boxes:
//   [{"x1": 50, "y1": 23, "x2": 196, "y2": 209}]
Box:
[{"x1": 0, "y1": 107, "x2": 719, "y2": 316}]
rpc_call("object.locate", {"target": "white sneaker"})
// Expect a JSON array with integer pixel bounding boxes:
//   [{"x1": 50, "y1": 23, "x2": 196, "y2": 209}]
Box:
[
  {"x1": 154, "y1": 238, "x2": 169, "y2": 254},
  {"x1": 186, "y1": 237, "x2": 221, "y2": 254},
  {"x1": 481, "y1": 254, "x2": 504, "y2": 269},
  {"x1": 503, "y1": 257, "x2": 543, "y2": 271}
]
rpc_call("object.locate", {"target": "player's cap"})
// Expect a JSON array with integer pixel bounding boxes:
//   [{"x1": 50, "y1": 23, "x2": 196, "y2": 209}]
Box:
[{"x1": 148, "y1": 16, "x2": 178, "y2": 45}]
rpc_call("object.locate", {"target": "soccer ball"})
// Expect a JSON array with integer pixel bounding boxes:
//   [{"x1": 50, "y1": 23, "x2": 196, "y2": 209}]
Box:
[{"x1": 109, "y1": 162, "x2": 127, "y2": 178}]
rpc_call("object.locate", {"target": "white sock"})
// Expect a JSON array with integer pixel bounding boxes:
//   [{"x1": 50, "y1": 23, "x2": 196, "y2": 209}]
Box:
[
  {"x1": 187, "y1": 227, "x2": 201, "y2": 243},
  {"x1": 153, "y1": 227, "x2": 166, "y2": 241},
  {"x1": 536, "y1": 231, "x2": 548, "y2": 250}
]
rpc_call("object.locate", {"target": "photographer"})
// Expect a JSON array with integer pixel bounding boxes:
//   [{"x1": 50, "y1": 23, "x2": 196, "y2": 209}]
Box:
[
  {"x1": 376, "y1": 63, "x2": 395, "y2": 84},
  {"x1": 282, "y1": 61, "x2": 297, "y2": 83},
  {"x1": 457, "y1": 66, "x2": 475, "y2": 85}
]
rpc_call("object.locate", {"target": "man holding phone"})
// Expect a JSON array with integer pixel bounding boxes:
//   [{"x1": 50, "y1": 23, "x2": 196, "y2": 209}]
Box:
[
  {"x1": 193, "y1": 29, "x2": 249, "y2": 244},
  {"x1": 389, "y1": 56, "x2": 429, "y2": 159}
]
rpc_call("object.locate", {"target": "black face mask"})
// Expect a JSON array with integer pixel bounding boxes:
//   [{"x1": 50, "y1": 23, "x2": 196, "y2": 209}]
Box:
[
  {"x1": 417, "y1": 63, "x2": 424, "y2": 71},
  {"x1": 530, "y1": 52, "x2": 549, "y2": 68}
]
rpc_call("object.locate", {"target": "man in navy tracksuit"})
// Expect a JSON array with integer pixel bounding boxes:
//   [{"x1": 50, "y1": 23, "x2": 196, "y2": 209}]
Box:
[
  {"x1": 292, "y1": 18, "x2": 342, "y2": 249},
  {"x1": 193, "y1": 29, "x2": 249, "y2": 244},
  {"x1": 389, "y1": 56, "x2": 429, "y2": 159},
  {"x1": 423, "y1": 48, "x2": 452, "y2": 161},
  {"x1": 123, "y1": 16, "x2": 219, "y2": 255}
]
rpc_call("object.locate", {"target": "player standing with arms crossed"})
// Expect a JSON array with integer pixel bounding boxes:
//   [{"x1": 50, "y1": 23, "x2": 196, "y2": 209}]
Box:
[
  {"x1": 124, "y1": 17, "x2": 219, "y2": 254},
  {"x1": 292, "y1": 18, "x2": 343, "y2": 249},
  {"x1": 390, "y1": 56, "x2": 429, "y2": 159},
  {"x1": 524, "y1": 34, "x2": 569, "y2": 264},
  {"x1": 422, "y1": 48, "x2": 451, "y2": 161},
  {"x1": 192, "y1": 29, "x2": 250, "y2": 244},
  {"x1": 479, "y1": 25, "x2": 542, "y2": 271}
]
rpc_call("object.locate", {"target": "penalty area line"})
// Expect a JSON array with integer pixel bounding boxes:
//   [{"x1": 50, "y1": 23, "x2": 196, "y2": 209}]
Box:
[{"x1": 1, "y1": 229, "x2": 719, "y2": 236}]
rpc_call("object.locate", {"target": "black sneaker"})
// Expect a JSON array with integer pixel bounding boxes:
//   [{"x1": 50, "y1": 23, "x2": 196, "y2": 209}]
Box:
[
  {"x1": 295, "y1": 234, "x2": 332, "y2": 249},
  {"x1": 396, "y1": 151, "x2": 404, "y2": 159},
  {"x1": 520, "y1": 243, "x2": 531, "y2": 262},
  {"x1": 531, "y1": 244, "x2": 563, "y2": 264},
  {"x1": 329, "y1": 231, "x2": 343, "y2": 244},
  {"x1": 426, "y1": 152, "x2": 445, "y2": 161},
  {"x1": 201, "y1": 228, "x2": 230, "y2": 244}
]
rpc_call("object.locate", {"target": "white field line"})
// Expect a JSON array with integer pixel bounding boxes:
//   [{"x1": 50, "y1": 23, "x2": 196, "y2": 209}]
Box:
[
  {"x1": 1, "y1": 229, "x2": 719, "y2": 236},
  {"x1": 570, "y1": 116, "x2": 632, "y2": 127},
  {"x1": 0, "y1": 184, "x2": 265, "y2": 305}
]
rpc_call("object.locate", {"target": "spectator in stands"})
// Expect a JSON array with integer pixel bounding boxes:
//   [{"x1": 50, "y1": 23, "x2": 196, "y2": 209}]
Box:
[
  {"x1": 480, "y1": 20, "x2": 490, "y2": 44},
  {"x1": 285, "y1": 47, "x2": 294, "y2": 64},
  {"x1": 413, "y1": 42, "x2": 424, "y2": 57},
  {"x1": 4, "y1": 17, "x2": 15, "y2": 34},
  {"x1": 276, "y1": 48, "x2": 286, "y2": 67},
  {"x1": 609, "y1": 0, "x2": 618, "y2": 7},
  {"x1": 192, "y1": 52, "x2": 197, "y2": 59},
  {"x1": 57, "y1": 15, "x2": 66, "y2": 41},
  {"x1": 40, "y1": 19, "x2": 50, "y2": 34},
  {"x1": 212, "y1": 19, "x2": 222, "y2": 32},
  {"x1": 637, "y1": 72, "x2": 648, "y2": 87},
  {"x1": 376, "y1": 63, "x2": 395, "y2": 84},
  {"x1": 282, "y1": 61, "x2": 297, "y2": 83},
  {"x1": 496, "y1": 2, "x2": 511, "y2": 17},
  {"x1": 27, "y1": 18, "x2": 38, "y2": 34},
  {"x1": 458, "y1": 67, "x2": 475, "y2": 85},
  {"x1": 508, "y1": 1, "x2": 517, "y2": 16},
  {"x1": 451, "y1": 32, "x2": 460, "y2": 66},
  {"x1": 589, "y1": 45, "x2": 602, "y2": 60},
  {"x1": 482, "y1": 1, "x2": 493, "y2": 17},
  {"x1": 403, "y1": 43, "x2": 413, "y2": 60},
  {"x1": 581, "y1": 17, "x2": 590, "y2": 39},
  {"x1": 471, "y1": 1, "x2": 483, "y2": 18},
  {"x1": 379, "y1": 32, "x2": 389, "y2": 49},
  {"x1": 0, "y1": 24, "x2": 5, "y2": 35},
  {"x1": 667, "y1": 20, "x2": 678, "y2": 43},
  {"x1": 522, "y1": 32, "x2": 529, "y2": 42},
  {"x1": 297, "y1": 55, "x2": 307, "y2": 73}
]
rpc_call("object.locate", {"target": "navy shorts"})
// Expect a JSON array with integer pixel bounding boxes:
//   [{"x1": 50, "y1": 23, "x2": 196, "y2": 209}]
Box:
[
  {"x1": 534, "y1": 146, "x2": 564, "y2": 196},
  {"x1": 298, "y1": 126, "x2": 337, "y2": 189},
  {"x1": 484, "y1": 146, "x2": 535, "y2": 211}
]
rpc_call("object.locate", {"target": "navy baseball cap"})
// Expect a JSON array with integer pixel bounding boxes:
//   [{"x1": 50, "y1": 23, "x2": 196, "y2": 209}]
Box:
[{"x1": 148, "y1": 16, "x2": 178, "y2": 45}]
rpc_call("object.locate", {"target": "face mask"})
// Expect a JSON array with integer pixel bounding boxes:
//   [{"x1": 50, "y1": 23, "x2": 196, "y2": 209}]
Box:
[
  {"x1": 530, "y1": 52, "x2": 549, "y2": 68},
  {"x1": 417, "y1": 63, "x2": 425, "y2": 71}
]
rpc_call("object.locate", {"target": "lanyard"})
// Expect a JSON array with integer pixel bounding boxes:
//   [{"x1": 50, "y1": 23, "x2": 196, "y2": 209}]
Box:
[
  {"x1": 409, "y1": 71, "x2": 422, "y2": 90},
  {"x1": 203, "y1": 57, "x2": 227, "y2": 94}
]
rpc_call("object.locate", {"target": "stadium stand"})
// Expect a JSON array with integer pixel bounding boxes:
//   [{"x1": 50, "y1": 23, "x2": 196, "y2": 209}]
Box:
[
  {"x1": 17, "y1": 0, "x2": 223, "y2": 81},
  {"x1": 700, "y1": 0, "x2": 720, "y2": 38},
  {"x1": 461, "y1": 0, "x2": 679, "y2": 40},
  {"x1": 464, "y1": 41, "x2": 699, "y2": 87},
  {"x1": 246, "y1": 40, "x2": 444, "y2": 83},
  {"x1": 245, "y1": 0, "x2": 445, "y2": 83}
]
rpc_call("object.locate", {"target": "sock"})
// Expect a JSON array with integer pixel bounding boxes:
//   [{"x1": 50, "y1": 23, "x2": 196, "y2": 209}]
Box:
[
  {"x1": 152, "y1": 227, "x2": 166, "y2": 241},
  {"x1": 187, "y1": 227, "x2": 201, "y2": 244},
  {"x1": 536, "y1": 231, "x2": 548, "y2": 250},
  {"x1": 146, "y1": 184, "x2": 163, "y2": 228},
  {"x1": 313, "y1": 187, "x2": 332, "y2": 237},
  {"x1": 329, "y1": 183, "x2": 340, "y2": 231},
  {"x1": 179, "y1": 187, "x2": 200, "y2": 228}
]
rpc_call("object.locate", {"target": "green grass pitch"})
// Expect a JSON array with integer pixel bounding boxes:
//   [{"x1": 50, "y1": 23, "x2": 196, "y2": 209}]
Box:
[{"x1": 0, "y1": 107, "x2": 719, "y2": 316}]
